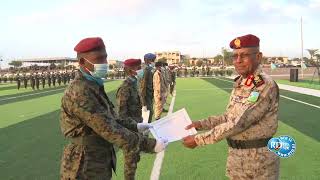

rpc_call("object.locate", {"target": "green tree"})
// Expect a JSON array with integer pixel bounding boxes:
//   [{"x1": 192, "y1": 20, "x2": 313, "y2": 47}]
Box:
[
  {"x1": 213, "y1": 54, "x2": 223, "y2": 65},
  {"x1": 8, "y1": 60, "x2": 23, "y2": 68},
  {"x1": 196, "y1": 60, "x2": 203, "y2": 67},
  {"x1": 307, "y1": 49, "x2": 318, "y2": 60},
  {"x1": 222, "y1": 48, "x2": 233, "y2": 66}
]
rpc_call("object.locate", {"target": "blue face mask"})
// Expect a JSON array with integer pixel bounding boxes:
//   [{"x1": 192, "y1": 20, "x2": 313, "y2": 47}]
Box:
[
  {"x1": 80, "y1": 67, "x2": 104, "y2": 86},
  {"x1": 135, "y1": 69, "x2": 144, "y2": 79},
  {"x1": 84, "y1": 58, "x2": 108, "y2": 79}
]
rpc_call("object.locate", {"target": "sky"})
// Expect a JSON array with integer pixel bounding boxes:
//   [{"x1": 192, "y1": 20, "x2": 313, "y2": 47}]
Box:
[{"x1": 0, "y1": 0, "x2": 320, "y2": 67}]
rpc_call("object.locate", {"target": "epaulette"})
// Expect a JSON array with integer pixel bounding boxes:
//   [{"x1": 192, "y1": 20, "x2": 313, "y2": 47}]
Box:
[{"x1": 234, "y1": 75, "x2": 241, "y2": 82}]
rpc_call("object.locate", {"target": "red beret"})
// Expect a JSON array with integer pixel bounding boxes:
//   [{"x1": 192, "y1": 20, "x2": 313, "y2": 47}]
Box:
[
  {"x1": 74, "y1": 37, "x2": 105, "y2": 53},
  {"x1": 124, "y1": 59, "x2": 141, "y2": 68},
  {"x1": 229, "y1": 34, "x2": 260, "y2": 49}
]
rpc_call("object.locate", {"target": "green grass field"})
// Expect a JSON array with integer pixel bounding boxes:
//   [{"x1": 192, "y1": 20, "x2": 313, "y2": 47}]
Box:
[{"x1": 0, "y1": 78, "x2": 319, "y2": 180}]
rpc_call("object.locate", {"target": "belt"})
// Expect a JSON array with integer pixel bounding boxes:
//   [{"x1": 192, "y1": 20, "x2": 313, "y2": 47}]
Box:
[
  {"x1": 226, "y1": 137, "x2": 271, "y2": 149},
  {"x1": 69, "y1": 135, "x2": 111, "y2": 147}
]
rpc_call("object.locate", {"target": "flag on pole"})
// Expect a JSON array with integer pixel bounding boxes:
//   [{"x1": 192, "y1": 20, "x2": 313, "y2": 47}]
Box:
[{"x1": 301, "y1": 62, "x2": 307, "y2": 70}]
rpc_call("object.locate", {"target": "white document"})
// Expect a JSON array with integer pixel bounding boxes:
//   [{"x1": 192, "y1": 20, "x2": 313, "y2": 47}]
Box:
[
  {"x1": 150, "y1": 108, "x2": 197, "y2": 142},
  {"x1": 142, "y1": 110, "x2": 150, "y2": 123}
]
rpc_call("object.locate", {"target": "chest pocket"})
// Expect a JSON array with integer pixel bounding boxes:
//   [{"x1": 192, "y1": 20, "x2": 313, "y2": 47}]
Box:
[{"x1": 128, "y1": 88, "x2": 141, "y2": 111}]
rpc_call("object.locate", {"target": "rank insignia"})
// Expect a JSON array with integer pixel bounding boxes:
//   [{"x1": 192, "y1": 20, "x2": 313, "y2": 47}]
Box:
[
  {"x1": 234, "y1": 38, "x2": 241, "y2": 48},
  {"x1": 253, "y1": 75, "x2": 265, "y2": 87},
  {"x1": 244, "y1": 75, "x2": 254, "y2": 86}
]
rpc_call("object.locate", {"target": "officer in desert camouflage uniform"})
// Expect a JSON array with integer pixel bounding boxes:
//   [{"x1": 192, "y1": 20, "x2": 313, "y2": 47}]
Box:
[
  {"x1": 153, "y1": 62, "x2": 167, "y2": 120},
  {"x1": 116, "y1": 59, "x2": 144, "y2": 123},
  {"x1": 183, "y1": 34, "x2": 280, "y2": 180},
  {"x1": 60, "y1": 37, "x2": 168, "y2": 180},
  {"x1": 139, "y1": 53, "x2": 156, "y2": 123}
]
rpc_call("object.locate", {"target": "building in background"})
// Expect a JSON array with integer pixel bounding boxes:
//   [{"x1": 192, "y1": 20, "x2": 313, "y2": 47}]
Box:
[{"x1": 155, "y1": 51, "x2": 181, "y2": 65}]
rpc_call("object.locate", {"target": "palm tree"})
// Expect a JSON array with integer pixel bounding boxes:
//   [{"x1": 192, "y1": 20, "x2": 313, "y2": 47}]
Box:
[{"x1": 306, "y1": 49, "x2": 319, "y2": 61}]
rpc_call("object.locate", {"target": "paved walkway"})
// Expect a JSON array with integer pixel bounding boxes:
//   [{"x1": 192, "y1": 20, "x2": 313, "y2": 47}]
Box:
[{"x1": 278, "y1": 84, "x2": 320, "y2": 97}]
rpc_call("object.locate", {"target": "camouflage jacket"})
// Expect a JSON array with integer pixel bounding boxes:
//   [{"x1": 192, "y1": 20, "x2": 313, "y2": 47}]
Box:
[
  {"x1": 60, "y1": 71, "x2": 156, "y2": 177},
  {"x1": 195, "y1": 68, "x2": 279, "y2": 145},
  {"x1": 139, "y1": 65, "x2": 154, "y2": 106},
  {"x1": 116, "y1": 77, "x2": 143, "y2": 123}
]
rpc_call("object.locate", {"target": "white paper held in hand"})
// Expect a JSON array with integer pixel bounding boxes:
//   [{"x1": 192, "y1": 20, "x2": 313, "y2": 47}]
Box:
[{"x1": 149, "y1": 108, "x2": 197, "y2": 143}]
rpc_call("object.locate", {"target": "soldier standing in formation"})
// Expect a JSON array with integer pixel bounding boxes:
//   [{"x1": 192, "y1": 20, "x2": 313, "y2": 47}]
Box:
[
  {"x1": 23, "y1": 74, "x2": 28, "y2": 89},
  {"x1": 139, "y1": 53, "x2": 156, "y2": 123},
  {"x1": 116, "y1": 59, "x2": 144, "y2": 123},
  {"x1": 47, "y1": 72, "x2": 52, "y2": 88},
  {"x1": 183, "y1": 34, "x2": 280, "y2": 180},
  {"x1": 35, "y1": 72, "x2": 40, "y2": 90},
  {"x1": 52, "y1": 72, "x2": 56, "y2": 87},
  {"x1": 63, "y1": 72, "x2": 67, "y2": 85},
  {"x1": 169, "y1": 65, "x2": 176, "y2": 95},
  {"x1": 153, "y1": 62, "x2": 166, "y2": 120},
  {"x1": 60, "y1": 37, "x2": 168, "y2": 180},
  {"x1": 16, "y1": 74, "x2": 21, "y2": 90},
  {"x1": 30, "y1": 73, "x2": 35, "y2": 90},
  {"x1": 57, "y1": 72, "x2": 61, "y2": 86},
  {"x1": 41, "y1": 72, "x2": 46, "y2": 89}
]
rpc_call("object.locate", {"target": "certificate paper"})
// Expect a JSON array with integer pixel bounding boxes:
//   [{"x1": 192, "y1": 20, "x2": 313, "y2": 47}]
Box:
[{"x1": 150, "y1": 108, "x2": 197, "y2": 142}]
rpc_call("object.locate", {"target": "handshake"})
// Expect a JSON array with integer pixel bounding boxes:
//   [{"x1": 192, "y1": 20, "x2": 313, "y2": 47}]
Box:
[{"x1": 137, "y1": 123, "x2": 169, "y2": 153}]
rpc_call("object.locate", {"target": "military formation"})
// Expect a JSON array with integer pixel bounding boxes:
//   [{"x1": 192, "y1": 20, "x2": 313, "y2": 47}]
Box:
[{"x1": 0, "y1": 71, "x2": 76, "y2": 90}]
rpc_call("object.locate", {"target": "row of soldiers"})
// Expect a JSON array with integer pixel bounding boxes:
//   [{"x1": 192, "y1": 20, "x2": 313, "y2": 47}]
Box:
[
  {"x1": 116, "y1": 54, "x2": 176, "y2": 126},
  {"x1": 15, "y1": 71, "x2": 76, "y2": 90}
]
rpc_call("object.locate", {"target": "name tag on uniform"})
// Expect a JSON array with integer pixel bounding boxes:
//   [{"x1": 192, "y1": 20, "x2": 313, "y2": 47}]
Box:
[{"x1": 247, "y1": 91, "x2": 259, "y2": 103}]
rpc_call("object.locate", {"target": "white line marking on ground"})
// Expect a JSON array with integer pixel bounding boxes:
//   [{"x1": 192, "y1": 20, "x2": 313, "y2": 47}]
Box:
[
  {"x1": 179, "y1": 88, "x2": 233, "y2": 91},
  {"x1": 280, "y1": 95, "x2": 320, "y2": 109},
  {"x1": 0, "y1": 88, "x2": 65, "y2": 102},
  {"x1": 150, "y1": 90, "x2": 176, "y2": 180},
  {"x1": 213, "y1": 77, "x2": 320, "y2": 109}
]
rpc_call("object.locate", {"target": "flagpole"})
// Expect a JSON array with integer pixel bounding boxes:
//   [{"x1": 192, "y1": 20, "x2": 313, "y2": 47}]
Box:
[{"x1": 300, "y1": 16, "x2": 304, "y2": 79}]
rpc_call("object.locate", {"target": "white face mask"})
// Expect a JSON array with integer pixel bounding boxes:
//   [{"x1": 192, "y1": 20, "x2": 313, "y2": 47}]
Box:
[
  {"x1": 149, "y1": 63, "x2": 155, "y2": 68},
  {"x1": 84, "y1": 58, "x2": 108, "y2": 78}
]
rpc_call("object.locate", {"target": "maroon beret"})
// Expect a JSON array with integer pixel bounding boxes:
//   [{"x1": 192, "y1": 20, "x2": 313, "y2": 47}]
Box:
[
  {"x1": 124, "y1": 59, "x2": 141, "y2": 68},
  {"x1": 229, "y1": 34, "x2": 260, "y2": 49},
  {"x1": 74, "y1": 37, "x2": 105, "y2": 53}
]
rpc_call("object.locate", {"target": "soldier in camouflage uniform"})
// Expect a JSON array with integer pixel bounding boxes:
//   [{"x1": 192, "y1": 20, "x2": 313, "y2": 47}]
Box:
[
  {"x1": 153, "y1": 62, "x2": 167, "y2": 120},
  {"x1": 139, "y1": 53, "x2": 156, "y2": 123},
  {"x1": 47, "y1": 72, "x2": 52, "y2": 88},
  {"x1": 35, "y1": 72, "x2": 40, "y2": 90},
  {"x1": 23, "y1": 74, "x2": 28, "y2": 89},
  {"x1": 52, "y1": 72, "x2": 56, "y2": 87},
  {"x1": 169, "y1": 65, "x2": 176, "y2": 95},
  {"x1": 60, "y1": 37, "x2": 167, "y2": 180},
  {"x1": 183, "y1": 34, "x2": 280, "y2": 180},
  {"x1": 30, "y1": 73, "x2": 35, "y2": 90},
  {"x1": 41, "y1": 72, "x2": 46, "y2": 89},
  {"x1": 57, "y1": 72, "x2": 62, "y2": 86},
  {"x1": 116, "y1": 59, "x2": 144, "y2": 123},
  {"x1": 16, "y1": 74, "x2": 21, "y2": 90}
]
